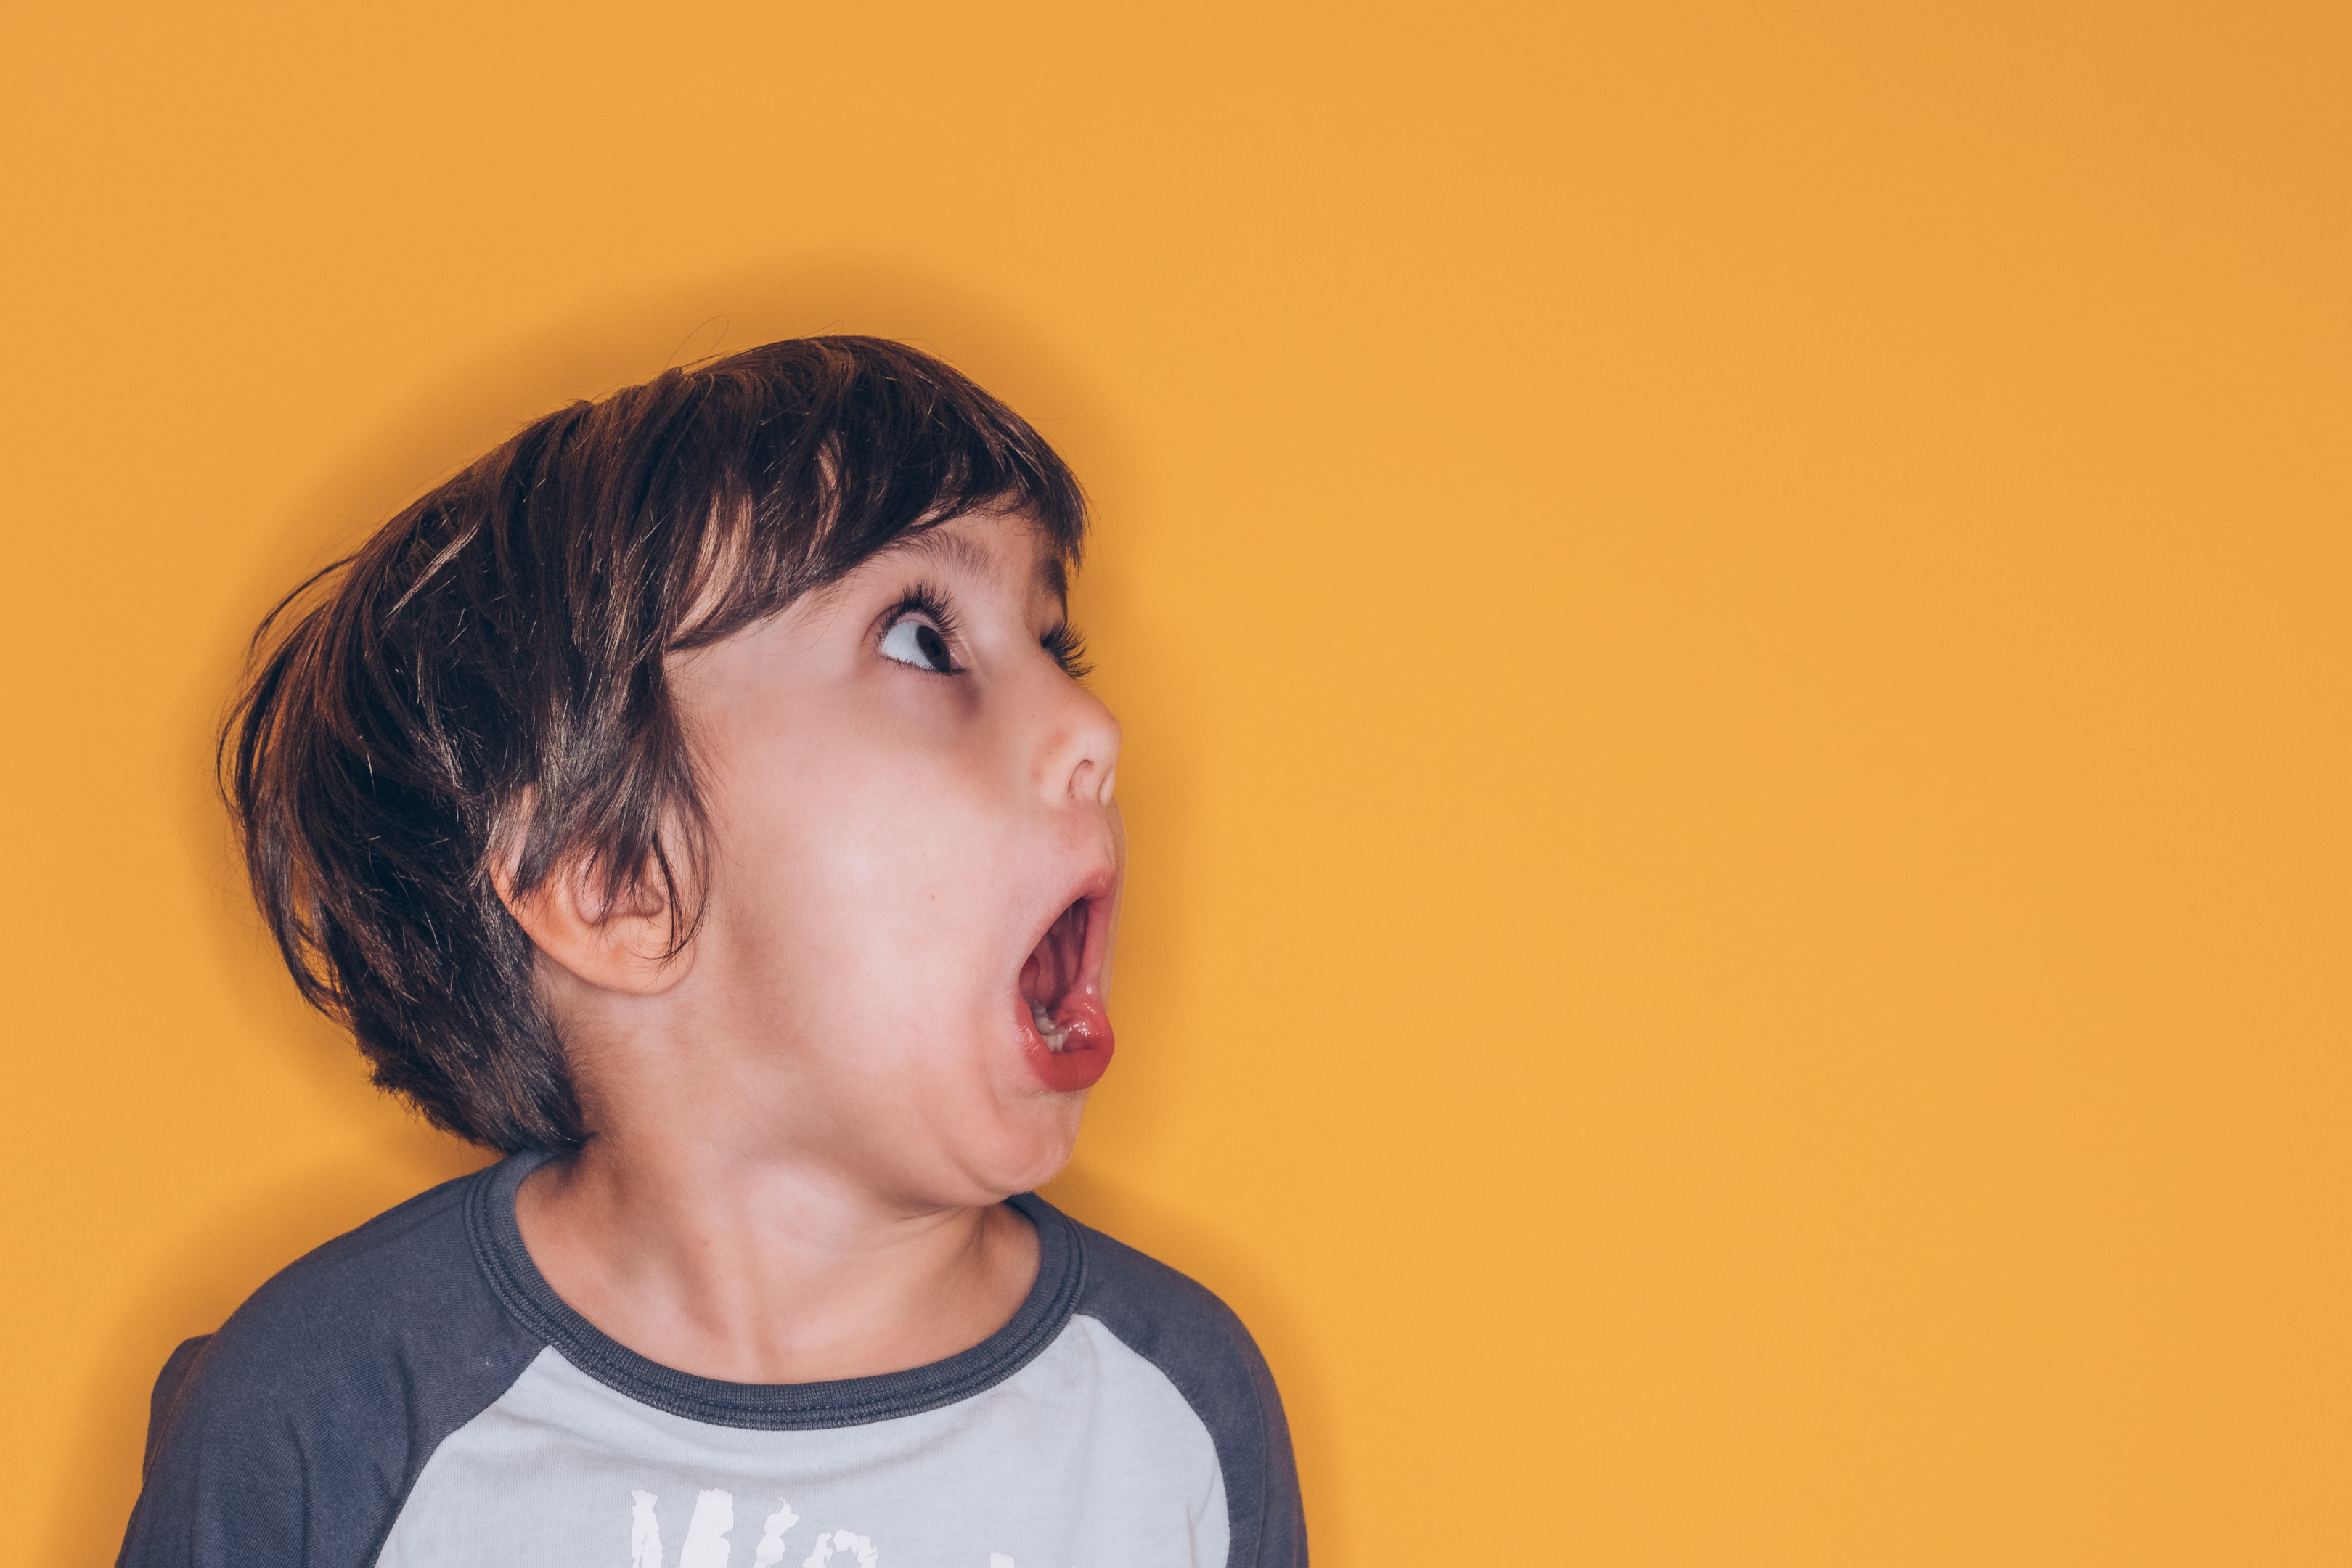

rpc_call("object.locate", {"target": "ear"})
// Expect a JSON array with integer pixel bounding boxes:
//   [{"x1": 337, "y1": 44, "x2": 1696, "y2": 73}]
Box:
[{"x1": 494, "y1": 851, "x2": 698, "y2": 997}]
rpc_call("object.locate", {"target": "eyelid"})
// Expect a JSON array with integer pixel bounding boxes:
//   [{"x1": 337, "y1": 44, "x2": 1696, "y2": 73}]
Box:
[{"x1": 875, "y1": 584, "x2": 964, "y2": 655}]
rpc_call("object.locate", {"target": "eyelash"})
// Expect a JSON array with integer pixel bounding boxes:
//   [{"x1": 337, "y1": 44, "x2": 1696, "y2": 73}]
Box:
[
  {"x1": 881, "y1": 585, "x2": 965, "y2": 669},
  {"x1": 1042, "y1": 621, "x2": 1093, "y2": 681},
  {"x1": 878, "y1": 584, "x2": 1093, "y2": 680}
]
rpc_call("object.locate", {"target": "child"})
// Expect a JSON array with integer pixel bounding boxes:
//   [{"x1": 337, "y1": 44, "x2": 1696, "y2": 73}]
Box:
[{"x1": 118, "y1": 338, "x2": 1305, "y2": 1568}]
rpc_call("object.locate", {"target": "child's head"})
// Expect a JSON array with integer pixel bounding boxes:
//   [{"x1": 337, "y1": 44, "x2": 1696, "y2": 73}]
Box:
[{"x1": 231, "y1": 337, "x2": 1122, "y2": 1197}]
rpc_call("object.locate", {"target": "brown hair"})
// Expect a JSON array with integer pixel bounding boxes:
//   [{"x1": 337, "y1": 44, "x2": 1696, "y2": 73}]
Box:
[{"x1": 225, "y1": 336, "x2": 1087, "y2": 1152}]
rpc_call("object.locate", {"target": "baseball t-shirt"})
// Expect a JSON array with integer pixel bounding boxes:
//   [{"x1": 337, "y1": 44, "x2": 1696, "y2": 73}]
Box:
[{"x1": 118, "y1": 1153, "x2": 1305, "y2": 1568}]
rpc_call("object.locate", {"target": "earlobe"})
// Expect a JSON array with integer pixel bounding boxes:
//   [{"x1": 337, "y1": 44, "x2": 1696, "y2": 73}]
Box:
[{"x1": 494, "y1": 854, "x2": 697, "y2": 997}]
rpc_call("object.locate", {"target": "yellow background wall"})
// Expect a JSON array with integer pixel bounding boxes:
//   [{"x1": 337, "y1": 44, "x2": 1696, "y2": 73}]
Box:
[{"x1": 3, "y1": 2, "x2": 2345, "y2": 1562}]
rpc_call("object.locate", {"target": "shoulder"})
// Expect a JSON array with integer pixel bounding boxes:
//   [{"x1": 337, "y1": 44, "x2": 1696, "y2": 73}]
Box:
[
  {"x1": 1040, "y1": 1203, "x2": 1310, "y2": 1568},
  {"x1": 1063, "y1": 1214, "x2": 1274, "y2": 1389},
  {"x1": 177, "y1": 1161, "x2": 539, "y2": 1423},
  {"x1": 211, "y1": 1165, "x2": 494, "y2": 1357},
  {"x1": 121, "y1": 1159, "x2": 550, "y2": 1568}
]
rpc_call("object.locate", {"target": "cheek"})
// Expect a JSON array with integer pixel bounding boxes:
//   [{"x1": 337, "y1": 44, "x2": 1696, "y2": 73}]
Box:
[
  {"x1": 711, "y1": 720, "x2": 1016, "y2": 1011},
  {"x1": 703, "y1": 730, "x2": 1085, "y2": 1191}
]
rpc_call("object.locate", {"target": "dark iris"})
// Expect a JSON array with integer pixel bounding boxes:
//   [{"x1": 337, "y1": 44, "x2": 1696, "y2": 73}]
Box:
[{"x1": 915, "y1": 622, "x2": 951, "y2": 671}]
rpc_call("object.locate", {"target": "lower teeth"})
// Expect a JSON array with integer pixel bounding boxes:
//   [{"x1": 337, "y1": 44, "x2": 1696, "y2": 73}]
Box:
[{"x1": 1030, "y1": 1000, "x2": 1071, "y2": 1053}]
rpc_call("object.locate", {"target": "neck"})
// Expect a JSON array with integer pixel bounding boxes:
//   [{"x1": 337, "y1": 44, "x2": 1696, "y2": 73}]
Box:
[{"x1": 513, "y1": 1127, "x2": 1040, "y2": 1384}]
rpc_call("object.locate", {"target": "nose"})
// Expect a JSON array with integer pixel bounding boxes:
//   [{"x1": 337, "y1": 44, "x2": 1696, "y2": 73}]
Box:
[{"x1": 1034, "y1": 676, "x2": 1122, "y2": 808}]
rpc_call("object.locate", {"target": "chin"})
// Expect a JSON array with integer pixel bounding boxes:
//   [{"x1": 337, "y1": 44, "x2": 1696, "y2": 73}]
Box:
[{"x1": 956, "y1": 1097, "x2": 1086, "y2": 1201}]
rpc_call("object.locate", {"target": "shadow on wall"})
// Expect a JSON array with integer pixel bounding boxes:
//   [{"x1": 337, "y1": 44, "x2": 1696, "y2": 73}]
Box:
[{"x1": 67, "y1": 256, "x2": 1329, "y2": 1559}]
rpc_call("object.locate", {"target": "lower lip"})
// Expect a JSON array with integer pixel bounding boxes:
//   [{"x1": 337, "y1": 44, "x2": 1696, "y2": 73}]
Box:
[{"x1": 1016, "y1": 992, "x2": 1114, "y2": 1093}]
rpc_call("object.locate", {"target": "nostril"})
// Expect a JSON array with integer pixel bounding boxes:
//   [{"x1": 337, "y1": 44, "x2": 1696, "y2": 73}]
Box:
[
  {"x1": 1049, "y1": 701, "x2": 1120, "y2": 807},
  {"x1": 1068, "y1": 755, "x2": 1114, "y2": 806}
]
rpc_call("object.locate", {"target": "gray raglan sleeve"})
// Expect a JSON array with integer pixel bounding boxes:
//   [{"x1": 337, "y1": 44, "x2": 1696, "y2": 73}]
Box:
[
  {"x1": 116, "y1": 1172, "x2": 545, "y2": 1568},
  {"x1": 1069, "y1": 1222, "x2": 1308, "y2": 1568}
]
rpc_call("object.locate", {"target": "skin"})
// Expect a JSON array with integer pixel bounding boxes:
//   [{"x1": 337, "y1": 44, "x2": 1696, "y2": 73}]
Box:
[{"x1": 502, "y1": 508, "x2": 1123, "y2": 1384}]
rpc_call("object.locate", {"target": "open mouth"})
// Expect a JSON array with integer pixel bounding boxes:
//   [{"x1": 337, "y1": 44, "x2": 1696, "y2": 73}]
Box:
[{"x1": 1015, "y1": 891, "x2": 1115, "y2": 1091}]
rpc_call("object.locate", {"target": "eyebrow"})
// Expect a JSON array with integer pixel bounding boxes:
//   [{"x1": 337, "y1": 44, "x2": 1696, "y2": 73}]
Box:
[{"x1": 886, "y1": 522, "x2": 1071, "y2": 605}]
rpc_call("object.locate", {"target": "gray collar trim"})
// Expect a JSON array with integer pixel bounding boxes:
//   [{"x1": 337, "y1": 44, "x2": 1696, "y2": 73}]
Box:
[{"x1": 464, "y1": 1150, "x2": 1087, "y2": 1430}]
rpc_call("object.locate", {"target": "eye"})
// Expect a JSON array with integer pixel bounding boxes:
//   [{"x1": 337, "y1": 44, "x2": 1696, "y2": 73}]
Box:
[{"x1": 880, "y1": 613, "x2": 957, "y2": 674}]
